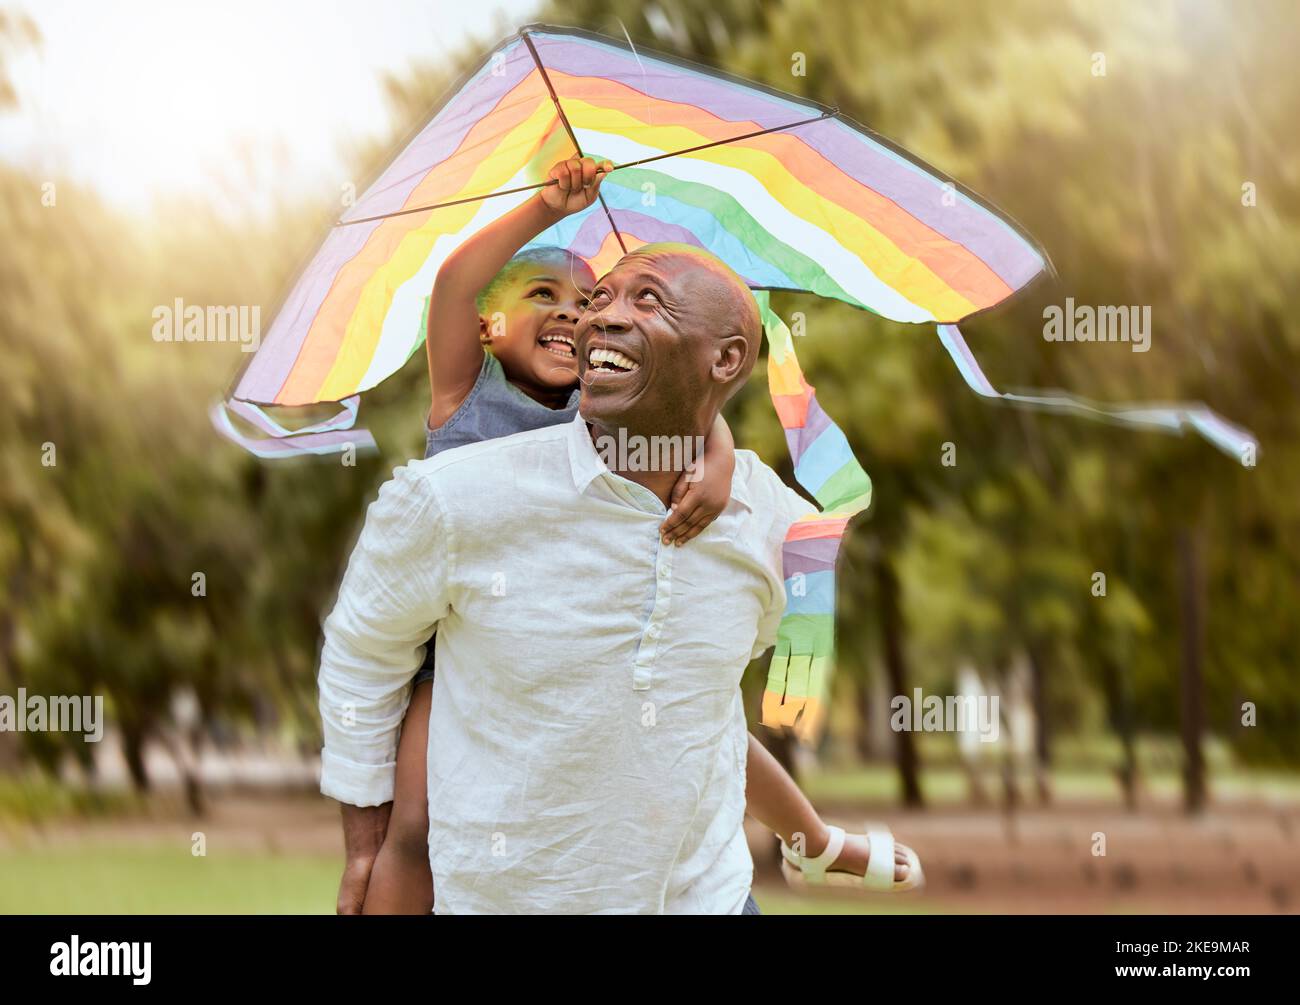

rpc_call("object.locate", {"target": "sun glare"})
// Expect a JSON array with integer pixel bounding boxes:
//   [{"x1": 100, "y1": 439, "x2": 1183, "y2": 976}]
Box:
[{"x1": 0, "y1": 0, "x2": 533, "y2": 213}]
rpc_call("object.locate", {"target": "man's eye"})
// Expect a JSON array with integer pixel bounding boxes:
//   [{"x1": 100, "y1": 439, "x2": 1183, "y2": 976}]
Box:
[
  {"x1": 638, "y1": 288, "x2": 661, "y2": 303},
  {"x1": 589, "y1": 289, "x2": 610, "y2": 305}
]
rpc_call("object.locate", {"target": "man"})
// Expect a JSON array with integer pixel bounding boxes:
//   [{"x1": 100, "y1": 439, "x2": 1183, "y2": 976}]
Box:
[{"x1": 318, "y1": 244, "x2": 820, "y2": 913}]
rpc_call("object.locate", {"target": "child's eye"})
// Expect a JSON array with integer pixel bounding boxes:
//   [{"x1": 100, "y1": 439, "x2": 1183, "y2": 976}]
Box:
[
  {"x1": 578, "y1": 297, "x2": 591, "y2": 311},
  {"x1": 530, "y1": 287, "x2": 556, "y2": 300}
]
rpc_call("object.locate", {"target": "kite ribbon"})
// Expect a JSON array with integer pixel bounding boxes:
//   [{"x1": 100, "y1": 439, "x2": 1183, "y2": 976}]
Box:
[
  {"x1": 937, "y1": 324, "x2": 1258, "y2": 463},
  {"x1": 210, "y1": 396, "x2": 377, "y2": 458},
  {"x1": 757, "y1": 292, "x2": 872, "y2": 745}
]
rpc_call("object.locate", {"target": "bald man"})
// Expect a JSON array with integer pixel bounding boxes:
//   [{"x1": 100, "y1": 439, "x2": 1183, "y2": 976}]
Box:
[{"x1": 318, "y1": 244, "x2": 822, "y2": 914}]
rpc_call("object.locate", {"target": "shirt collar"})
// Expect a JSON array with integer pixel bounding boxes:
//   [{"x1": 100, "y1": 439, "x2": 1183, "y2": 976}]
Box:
[
  {"x1": 566, "y1": 412, "x2": 608, "y2": 495},
  {"x1": 565, "y1": 412, "x2": 753, "y2": 513}
]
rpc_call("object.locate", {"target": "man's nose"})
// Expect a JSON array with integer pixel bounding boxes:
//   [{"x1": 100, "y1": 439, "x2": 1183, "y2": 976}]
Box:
[{"x1": 588, "y1": 304, "x2": 631, "y2": 334}]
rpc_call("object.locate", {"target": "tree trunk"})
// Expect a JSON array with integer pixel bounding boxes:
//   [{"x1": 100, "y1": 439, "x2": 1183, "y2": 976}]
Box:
[
  {"x1": 874, "y1": 554, "x2": 923, "y2": 808},
  {"x1": 960, "y1": 748, "x2": 989, "y2": 807},
  {"x1": 1179, "y1": 526, "x2": 1207, "y2": 815},
  {"x1": 0, "y1": 567, "x2": 26, "y2": 772},
  {"x1": 121, "y1": 725, "x2": 151, "y2": 793},
  {"x1": 162, "y1": 731, "x2": 206, "y2": 817},
  {"x1": 1101, "y1": 652, "x2": 1139, "y2": 811},
  {"x1": 1001, "y1": 744, "x2": 1020, "y2": 844},
  {"x1": 0, "y1": 730, "x2": 20, "y2": 773},
  {"x1": 1118, "y1": 728, "x2": 1139, "y2": 812},
  {"x1": 854, "y1": 679, "x2": 874, "y2": 762},
  {"x1": 998, "y1": 664, "x2": 1021, "y2": 827},
  {"x1": 1027, "y1": 639, "x2": 1052, "y2": 805},
  {"x1": 182, "y1": 772, "x2": 205, "y2": 817}
]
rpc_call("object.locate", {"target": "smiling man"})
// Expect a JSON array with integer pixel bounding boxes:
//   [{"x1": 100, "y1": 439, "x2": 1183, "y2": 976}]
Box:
[{"x1": 317, "y1": 244, "x2": 818, "y2": 914}]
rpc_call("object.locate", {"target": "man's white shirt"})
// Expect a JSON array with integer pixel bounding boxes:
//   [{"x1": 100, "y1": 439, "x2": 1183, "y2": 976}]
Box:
[{"x1": 318, "y1": 413, "x2": 816, "y2": 914}]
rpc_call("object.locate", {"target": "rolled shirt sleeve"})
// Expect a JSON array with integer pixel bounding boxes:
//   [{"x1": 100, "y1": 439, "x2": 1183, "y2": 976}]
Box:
[{"x1": 318, "y1": 464, "x2": 452, "y2": 807}]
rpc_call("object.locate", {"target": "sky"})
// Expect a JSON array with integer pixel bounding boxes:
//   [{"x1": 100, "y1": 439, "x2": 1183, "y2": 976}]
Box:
[{"x1": 0, "y1": 0, "x2": 539, "y2": 213}]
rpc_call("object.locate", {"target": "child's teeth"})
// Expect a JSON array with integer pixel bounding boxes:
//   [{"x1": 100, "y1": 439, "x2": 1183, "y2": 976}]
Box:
[{"x1": 540, "y1": 334, "x2": 575, "y2": 357}]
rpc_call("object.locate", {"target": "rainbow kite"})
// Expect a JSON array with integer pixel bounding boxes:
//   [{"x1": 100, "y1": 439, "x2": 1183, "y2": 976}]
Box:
[
  {"x1": 215, "y1": 23, "x2": 1257, "y2": 738},
  {"x1": 756, "y1": 292, "x2": 872, "y2": 741}
]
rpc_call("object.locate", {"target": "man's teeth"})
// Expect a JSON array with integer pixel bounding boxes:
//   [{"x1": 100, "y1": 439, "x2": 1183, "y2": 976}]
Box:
[
  {"x1": 539, "y1": 333, "x2": 575, "y2": 357},
  {"x1": 587, "y1": 347, "x2": 639, "y2": 372}
]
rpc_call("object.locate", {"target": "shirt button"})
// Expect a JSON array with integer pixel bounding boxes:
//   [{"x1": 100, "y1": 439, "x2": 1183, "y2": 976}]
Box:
[
  {"x1": 646, "y1": 624, "x2": 659, "y2": 638},
  {"x1": 658, "y1": 563, "x2": 670, "y2": 579}
]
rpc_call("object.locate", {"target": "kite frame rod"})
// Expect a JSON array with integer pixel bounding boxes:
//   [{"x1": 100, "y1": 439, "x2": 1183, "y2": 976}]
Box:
[
  {"x1": 520, "y1": 28, "x2": 627, "y2": 254},
  {"x1": 332, "y1": 110, "x2": 838, "y2": 228}
]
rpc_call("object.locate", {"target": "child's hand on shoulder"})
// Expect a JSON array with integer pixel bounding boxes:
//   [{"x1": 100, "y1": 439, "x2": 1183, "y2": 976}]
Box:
[
  {"x1": 541, "y1": 157, "x2": 613, "y2": 216},
  {"x1": 660, "y1": 455, "x2": 734, "y2": 546},
  {"x1": 661, "y1": 416, "x2": 736, "y2": 546}
]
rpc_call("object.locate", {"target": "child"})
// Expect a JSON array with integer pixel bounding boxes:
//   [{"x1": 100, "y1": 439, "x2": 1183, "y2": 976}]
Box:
[{"x1": 356, "y1": 157, "x2": 920, "y2": 913}]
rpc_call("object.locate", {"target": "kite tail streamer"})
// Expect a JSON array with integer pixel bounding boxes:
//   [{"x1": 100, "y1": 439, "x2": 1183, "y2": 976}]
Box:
[
  {"x1": 936, "y1": 325, "x2": 1258, "y2": 463},
  {"x1": 756, "y1": 293, "x2": 872, "y2": 745},
  {"x1": 210, "y1": 396, "x2": 377, "y2": 458}
]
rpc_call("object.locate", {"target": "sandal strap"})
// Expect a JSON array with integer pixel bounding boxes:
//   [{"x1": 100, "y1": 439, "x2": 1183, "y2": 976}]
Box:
[
  {"x1": 863, "y1": 829, "x2": 896, "y2": 891},
  {"x1": 780, "y1": 825, "x2": 845, "y2": 883}
]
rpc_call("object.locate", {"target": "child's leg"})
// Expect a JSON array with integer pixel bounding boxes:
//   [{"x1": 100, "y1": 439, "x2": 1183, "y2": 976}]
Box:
[
  {"x1": 744, "y1": 731, "x2": 914, "y2": 881},
  {"x1": 362, "y1": 680, "x2": 434, "y2": 914}
]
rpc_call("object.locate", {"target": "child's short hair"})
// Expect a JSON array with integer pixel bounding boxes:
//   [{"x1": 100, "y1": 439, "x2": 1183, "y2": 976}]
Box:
[{"x1": 476, "y1": 246, "x2": 591, "y2": 315}]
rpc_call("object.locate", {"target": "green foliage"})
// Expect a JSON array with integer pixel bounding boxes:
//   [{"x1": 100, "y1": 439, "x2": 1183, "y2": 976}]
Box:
[
  {"x1": 0, "y1": 0, "x2": 1296, "y2": 795},
  {"x1": 545, "y1": 0, "x2": 1300, "y2": 765}
]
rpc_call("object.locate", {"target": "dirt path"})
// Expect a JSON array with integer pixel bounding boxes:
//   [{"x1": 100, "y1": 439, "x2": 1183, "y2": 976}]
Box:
[
  {"x1": 746, "y1": 800, "x2": 1300, "y2": 913},
  {"x1": 5, "y1": 791, "x2": 1297, "y2": 913}
]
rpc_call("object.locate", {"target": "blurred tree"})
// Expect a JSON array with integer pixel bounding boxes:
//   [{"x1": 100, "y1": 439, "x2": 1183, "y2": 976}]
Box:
[
  {"x1": 1, "y1": 0, "x2": 1297, "y2": 823},
  {"x1": 538, "y1": 0, "x2": 1300, "y2": 807}
]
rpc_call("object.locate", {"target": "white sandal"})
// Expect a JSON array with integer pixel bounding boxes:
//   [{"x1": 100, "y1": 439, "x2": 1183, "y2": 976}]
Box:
[{"x1": 780, "y1": 824, "x2": 925, "y2": 893}]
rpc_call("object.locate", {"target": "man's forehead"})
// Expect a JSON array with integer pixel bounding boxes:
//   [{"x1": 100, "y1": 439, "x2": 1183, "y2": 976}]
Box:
[
  {"x1": 598, "y1": 256, "x2": 670, "y2": 283},
  {"x1": 596, "y1": 245, "x2": 759, "y2": 335},
  {"x1": 598, "y1": 249, "x2": 719, "y2": 288}
]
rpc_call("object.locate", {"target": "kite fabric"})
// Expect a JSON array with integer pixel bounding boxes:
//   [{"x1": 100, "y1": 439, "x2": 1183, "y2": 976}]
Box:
[
  {"x1": 214, "y1": 21, "x2": 1051, "y2": 451},
  {"x1": 210, "y1": 394, "x2": 374, "y2": 458},
  {"x1": 936, "y1": 325, "x2": 1258, "y2": 461},
  {"x1": 211, "y1": 22, "x2": 1259, "y2": 741},
  {"x1": 214, "y1": 21, "x2": 1253, "y2": 462},
  {"x1": 756, "y1": 292, "x2": 871, "y2": 742}
]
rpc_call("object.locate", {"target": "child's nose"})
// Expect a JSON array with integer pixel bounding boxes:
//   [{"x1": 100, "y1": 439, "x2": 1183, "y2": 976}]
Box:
[{"x1": 555, "y1": 302, "x2": 587, "y2": 322}]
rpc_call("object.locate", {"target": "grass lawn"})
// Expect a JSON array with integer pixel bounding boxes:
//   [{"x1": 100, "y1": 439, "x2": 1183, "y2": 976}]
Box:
[
  {"x1": 0, "y1": 845, "x2": 341, "y2": 914},
  {"x1": 1, "y1": 756, "x2": 1294, "y2": 914},
  {"x1": 752, "y1": 888, "x2": 954, "y2": 914},
  {"x1": 0, "y1": 844, "x2": 931, "y2": 914}
]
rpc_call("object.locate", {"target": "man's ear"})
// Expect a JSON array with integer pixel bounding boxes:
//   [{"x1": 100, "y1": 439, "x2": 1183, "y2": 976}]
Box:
[{"x1": 711, "y1": 333, "x2": 748, "y2": 385}]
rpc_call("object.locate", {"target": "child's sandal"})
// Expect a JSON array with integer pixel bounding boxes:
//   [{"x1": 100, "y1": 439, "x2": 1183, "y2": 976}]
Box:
[{"x1": 779, "y1": 824, "x2": 925, "y2": 893}]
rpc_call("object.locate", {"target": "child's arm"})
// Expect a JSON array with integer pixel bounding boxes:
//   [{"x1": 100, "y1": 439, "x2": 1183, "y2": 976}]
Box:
[
  {"x1": 425, "y1": 157, "x2": 611, "y2": 427},
  {"x1": 744, "y1": 733, "x2": 885, "y2": 877},
  {"x1": 660, "y1": 413, "x2": 735, "y2": 545},
  {"x1": 743, "y1": 732, "x2": 831, "y2": 856}
]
